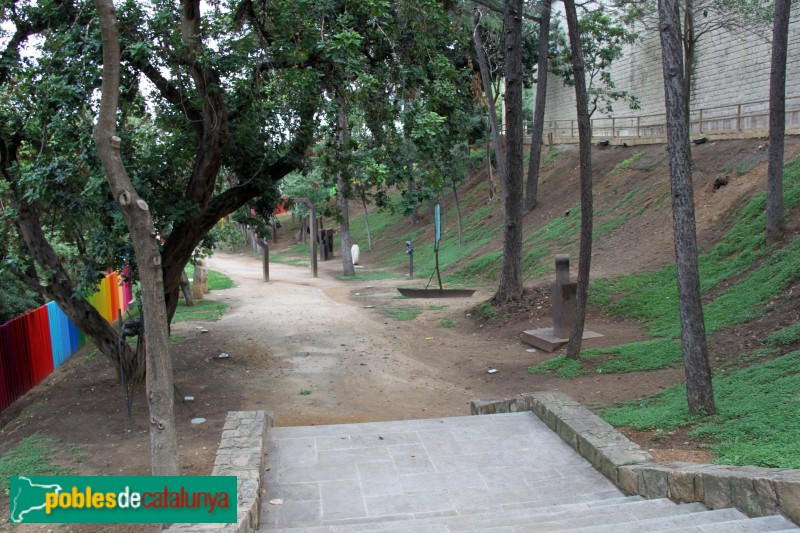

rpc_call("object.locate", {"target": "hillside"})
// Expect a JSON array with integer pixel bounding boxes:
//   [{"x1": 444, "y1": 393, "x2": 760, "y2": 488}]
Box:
[
  {"x1": 273, "y1": 136, "x2": 800, "y2": 467},
  {"x1": 337, "y1": 138, "x2": 800, "y2": 286}
]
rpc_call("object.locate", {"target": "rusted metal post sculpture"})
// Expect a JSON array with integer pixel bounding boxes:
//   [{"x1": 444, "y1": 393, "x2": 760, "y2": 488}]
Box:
[
  {"x1": 522, "y1": 254, "x2": 602, "y2": 352},
  {"x1": 551, "y1": 254, "x2": 576, "y2": 338}
]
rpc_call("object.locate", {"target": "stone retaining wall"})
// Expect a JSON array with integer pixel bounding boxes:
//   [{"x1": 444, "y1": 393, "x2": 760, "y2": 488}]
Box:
[
  {"x1": 471, "y1": 393, "x2": 799, "y2": 525},
  {"x1": 537, "y1": 10, "x2": 800, "y2": 124},
  {"x1": 165, "y1": 410, "x2": 272, "y2": 533}
]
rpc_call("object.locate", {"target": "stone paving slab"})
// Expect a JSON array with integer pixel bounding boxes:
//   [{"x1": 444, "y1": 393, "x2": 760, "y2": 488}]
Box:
[{"x1": 259, "y1": 412, "x2": 625, "y2": 530}]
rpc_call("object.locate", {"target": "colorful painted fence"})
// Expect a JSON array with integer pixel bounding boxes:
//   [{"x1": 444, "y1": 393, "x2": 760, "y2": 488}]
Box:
[{"x1": 0, "y1": 271, "x2": 133, "y2": 413}]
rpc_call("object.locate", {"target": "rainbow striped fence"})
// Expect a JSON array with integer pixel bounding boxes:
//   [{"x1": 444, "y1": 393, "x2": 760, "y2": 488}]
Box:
[{"x1": 0, "y1": 271, "x2": 133, "y2": 413}]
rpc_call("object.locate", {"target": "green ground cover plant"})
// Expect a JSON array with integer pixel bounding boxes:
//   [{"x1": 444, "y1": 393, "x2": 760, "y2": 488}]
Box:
[
  {"x1": 592, "y1": 157, "x2": 800, "y2": 340},
  {"x1": 601, "y1": 350, "x2": 800, "y2": 468},
  {"x1": 529, "y1": 339, "x2": 683, "y2": 376},
  {"x1": 207, "y1": 269, "x2": 235, "y2": 290},
  {"x1": 594, "y1": 189, "x2": 643, "y2": 238},
  {"x1": 534, "y1": 157, "x2": 800, "y2": 381},
  {"x1": 384, "y1": 306, "x2": 422, "y2": 321},
  {"x1": 529, "y1": 356, "x2": 582, "y2": 379},
  {"x1": 185, "y1": 266, "x2": 235, "y2": 291},
  {"x1": 474, "y1": 301, "x2": 499, "y2": 323},
  {"x1": 452, "y1": 206, "x2": 584, "y2": 283},
  {"x1": 172, "y1": 300, "x2": 229, "y2": 323},
  {"x1": 612, "y1": 151, "x2": 644, "y2": 172},
  {"x1": 398, "y1": 203, "x2": 501, "y2": 284},
  {"x1": 542, "y1": 147, "x2": 562, "y2": 167},
  {"x1": 270, "y1": 242, "x2": 312, "y2": 266},
  {"x1": 768, "y1": 322, "x2": 800, "y2": 346},
  {"x1": 338, "y1": 270, "x2": 401, "y2": 281},
  {"x1": 348, "y1": 197, "x2": 408, "y2": 250},
  {"x1": 0, "y1": 433, "x2": 72, "y2": 492}
]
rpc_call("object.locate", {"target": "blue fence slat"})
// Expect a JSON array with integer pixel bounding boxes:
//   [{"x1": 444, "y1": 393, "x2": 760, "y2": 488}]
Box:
[{"x1": 46, "y1": 302, "x2": 79, "y2": 369}]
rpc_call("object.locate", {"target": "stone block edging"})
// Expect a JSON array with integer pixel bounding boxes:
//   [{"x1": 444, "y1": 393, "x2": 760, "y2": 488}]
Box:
[
  {"x1": 471, "y1": 393, "x2": 799, "y2": 525},
  {"x1": 622, "y1": 462, "x2": 800, "y2": 525},
  {"x1": 165, "y1": 410, "x2": 273, "y2": 533}
]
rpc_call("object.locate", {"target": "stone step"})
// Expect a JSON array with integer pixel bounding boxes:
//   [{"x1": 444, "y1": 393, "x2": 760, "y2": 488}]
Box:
[
  {"x1": 260, "y1": 492, "x2": 632, "y2": 532},
  {"x1": 266, "y1": 498, "x2": 705, "y2": 532},
  {"x1": 655, "y1": 515, "x2": 799, "y2": 532},
  {"x1": 562, "y1": 508, "x2": 764, "y2": 532}
]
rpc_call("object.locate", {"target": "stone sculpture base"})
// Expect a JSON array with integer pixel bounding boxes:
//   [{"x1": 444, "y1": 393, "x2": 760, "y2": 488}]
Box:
[{"x1": 522, "y1": 328, "x2": 604, "y2": 352}]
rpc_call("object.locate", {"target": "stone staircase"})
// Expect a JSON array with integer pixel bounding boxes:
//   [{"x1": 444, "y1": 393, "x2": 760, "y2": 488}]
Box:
[{"x1": 258, "y1": 412, "x2": 797, "y2": 532}]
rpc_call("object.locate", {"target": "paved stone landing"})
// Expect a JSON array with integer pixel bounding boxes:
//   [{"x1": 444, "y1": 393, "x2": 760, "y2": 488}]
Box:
[{"x1": 258, "y1": 412, "x2": 797, "y2": 532}]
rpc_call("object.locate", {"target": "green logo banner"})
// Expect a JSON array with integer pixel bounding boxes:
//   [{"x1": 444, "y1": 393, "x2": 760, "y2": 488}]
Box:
[{"x1": 9, "y1": 476, "x2": 237, "y2": 523}]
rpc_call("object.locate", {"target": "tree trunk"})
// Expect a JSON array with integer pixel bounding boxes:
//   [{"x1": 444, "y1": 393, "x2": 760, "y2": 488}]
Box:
[
  {"x1": 473, "y1": 9, "x2": 507, "y2": 197},
  {"x1": 494, "y1": 0, "x2": 525, "y2": 304},
  {"x1": 406, "y1": 177, "x2": 419, "y2": 225},
  {"x1": 361, "y1": 190, "x2": 373, "y2": 250},
  {"x1": 564, "y1": 0, "x2": 594, "y2": 359},
  {"x1": 682, "y1": 0, "x2": 695, "y2": 130},
  {"x1": 525, "y1": 0, "x2": 551, "y2": 212},
  {"x1": 486, "y1": 137, "x2": 497, "y2": 200},
  {"x1": 452, "y1": 177, "x2": 464, "y2": 245},
  {"x1": 336, "y1": 98, "x2": 355, "y2": 276},
  {"x1": 658, "y1": 0, "x2": 716, "y2": 416},
  {"x1": 767, "y1": 0, "x2": 790, "y2": 244},
  {"x1": 94, "y1": 0, "x2": 179, "y2": 477}
]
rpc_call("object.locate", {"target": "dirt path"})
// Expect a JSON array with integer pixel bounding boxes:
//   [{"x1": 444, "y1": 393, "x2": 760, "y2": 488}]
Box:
[
  {"x1": 198, "y1": 251, "x2": 682, "y2": 427},
  {"x1": 200, "y1": 252, "x2": 481, "y2": 425}
]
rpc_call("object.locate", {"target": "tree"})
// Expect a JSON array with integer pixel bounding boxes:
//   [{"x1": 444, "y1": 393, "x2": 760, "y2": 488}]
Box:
[
  {"x1": 0, "y1": 0, "x2": 147, "y2": 382},
  {"x1": 2, "y1": 0, "x2": 321, "y2": 384},
  {"x1": 524, "y1": 0, "x2": 552, "y2": 211},
  {"x1": 658, "y1": 0, "x2": 716, "y2": 415},
  {"x1": 335, "y1": 97, "x2": 356, "y2": 276},
  {"x1": 471, "y1": 3, "x2": 540, "y2": 202},
  {"x1": 472, "y1": 8, "x2": 508, "y2": 197},
  {"x1": 563, "y1": 0, "x2": 594, "y2": 359},
  {"x1": 494, "y1": 0, "x2": 525, "y2": 304},
  {"x1": 93, "y1": 0, "x2": 178, "y2": 476},
  {"x1": 766, "y1": 0, "x2": 790, "y2": 244},
  {"x1": 551, "y1": 7, "x2": 639, "y2": 118}
]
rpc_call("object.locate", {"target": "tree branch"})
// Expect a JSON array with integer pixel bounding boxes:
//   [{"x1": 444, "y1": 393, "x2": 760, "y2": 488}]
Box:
[
  {"x1": 469, "y1": 0, "x2": 540, "y2": 22},
  {"x1": 178, "y1": 0, "x2": 229, "y2": 208},
  {"x1": 133, "y1": 58, "x2": 204, "y2": 131}
]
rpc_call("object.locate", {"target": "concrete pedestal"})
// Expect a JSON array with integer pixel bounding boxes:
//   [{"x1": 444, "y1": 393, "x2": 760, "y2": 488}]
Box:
[{"x1": 522, "y1": 327, "x2": 604, "y2": 352}]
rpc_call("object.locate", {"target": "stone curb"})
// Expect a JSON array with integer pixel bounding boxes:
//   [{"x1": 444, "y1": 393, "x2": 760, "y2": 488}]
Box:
[
  {"x1": 471, "y1": 393, "x2": 799, "y2": 525},
  {"x1": 622, "y1": 462, "x2": 800, "y2": 525},
  {"x1": 165, "y1": 410, "x2": 273, "y2": 533}
]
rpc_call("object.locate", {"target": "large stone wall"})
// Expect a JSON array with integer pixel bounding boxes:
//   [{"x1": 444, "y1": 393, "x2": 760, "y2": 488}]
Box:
[{"x1": 536, "y1": 10, "x2": 800, "y2": 128}]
